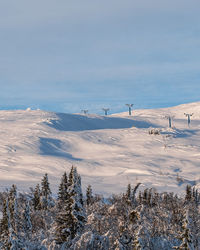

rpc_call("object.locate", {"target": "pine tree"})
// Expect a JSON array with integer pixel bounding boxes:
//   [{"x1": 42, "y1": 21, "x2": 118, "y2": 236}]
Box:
[
  {"x1": 185, "y1": 185, "x2": 192, "y2": 202},
  {"x1": 126, "y1": 184, "x2": 131, "y2": 201},
  {"x1": 13, "y1": 197, "x2": 20, "y2": 236},
  {"x1": 41, "y1": 173, "x2": 51, "y2": 198},
  {"x1": 0, "y1": 199, "x2": 11, "y2": 249},
  {"x1": 8, "y1": 185, "x2": 17, "y2": 228},
  {"x1": 0, "y1": 196, "x2": 22, "y2": 250},
  {"x1": 9, "y1": 185, "x2": 17, "y2": 199},
  {"x1": 9, "y1": 195, "x2": 24, "y2": 249},
  {"x1": 68, "y1": 166, "x2": 86, "y2": 229},
  {"x1": 23, "y1": 200, "x2": 32, "y2": 240},
  {"x1": 55, "y1": 195, "x2": 78, "y2": 244},
  {"x1": 32, "y1": 184, "x2": 41, "y2": 210},
  {"x1": 41, "y1": 173, "x2": 52, "y2": 210},
  {"x1": 86, "y1": 184, "x2": 93, "y2": 206},
  {"x1": 6, "y1": 186, "x2": 24, "y2": 249},
  {"x1": 189, "y1": 203, "x2": 200, "y2": 249},
  {"x1": 192, "y1": 187, "x2": 199, "y2": 205},
  {"x1": 174, "y1": 210, "x2": 194, "y2": 250},
  {"x1": 58, "y1": 172, "x2": 68, "y2": 205},
  {"x1": 54, "y1": 166, "x2": 86, "y2": 246}
]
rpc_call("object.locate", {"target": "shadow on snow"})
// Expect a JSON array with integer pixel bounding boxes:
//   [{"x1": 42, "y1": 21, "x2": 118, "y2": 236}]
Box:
[
  {"x1": 39, "y1": 137, "x2": 82, "y2": 161},
  {"x1": 45, "y1": 113, "x2": 157, "y2": 132}
]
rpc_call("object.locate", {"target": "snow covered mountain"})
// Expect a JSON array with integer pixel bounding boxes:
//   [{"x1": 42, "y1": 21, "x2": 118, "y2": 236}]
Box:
[{"x1": 0, "y1": 102, "x2": 200, "y2": 196}]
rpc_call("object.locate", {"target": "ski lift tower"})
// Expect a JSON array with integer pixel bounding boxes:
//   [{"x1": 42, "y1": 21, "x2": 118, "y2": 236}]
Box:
[
  {"x1": 102, "y1": 108, "x2": 109, "y2": 116},
  {"x1": 81, "y1": 109, "x2": 88, "y2": 115},
  {"x1": 165, "y1": 115, "x2": 174, "y2": 128},
  {"x1": 184, "y1": 113, "x2": 193, "y2": 127},
  {"x1": 126, "y1": 104, "x2": 134, "y2": 116}
]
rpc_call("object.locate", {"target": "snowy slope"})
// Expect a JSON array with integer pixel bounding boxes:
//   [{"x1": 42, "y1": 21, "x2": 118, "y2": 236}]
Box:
[{"x1": 0, "y1": 102, "x2": 200, "y2": 196}]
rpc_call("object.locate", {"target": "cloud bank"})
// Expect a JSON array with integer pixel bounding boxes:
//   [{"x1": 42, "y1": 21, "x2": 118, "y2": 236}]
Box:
[{"x1": 0, "y1": 0, "x2": 200, "y2": 113}]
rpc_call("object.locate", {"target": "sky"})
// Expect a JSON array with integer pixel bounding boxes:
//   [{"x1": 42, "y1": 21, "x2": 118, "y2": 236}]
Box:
[{"x1": 0, "y1": 0, "x2": 200, "y2": 114}]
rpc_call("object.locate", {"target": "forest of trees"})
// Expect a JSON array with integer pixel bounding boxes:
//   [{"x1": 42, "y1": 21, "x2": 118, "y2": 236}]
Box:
[{"x1": 0, "y1": 166, "x2": 199, "y2": 249}]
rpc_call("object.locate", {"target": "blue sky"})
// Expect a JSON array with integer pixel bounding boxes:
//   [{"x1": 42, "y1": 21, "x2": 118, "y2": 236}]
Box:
[{"x1": 0, "y1": 0, "x2": 200, "y2": 114}]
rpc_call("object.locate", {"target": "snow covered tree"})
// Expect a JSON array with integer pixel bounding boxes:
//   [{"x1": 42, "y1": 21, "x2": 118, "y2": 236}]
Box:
[
  {"x1": 0, "y1": 199, "x2": 10, "y2": 249},
  {"x1": 71, "y1": 231, "x2": 110, "y2": 250},
  {"x1": 32, "y1": 184, "x2": 41, "y2": 211},
  {"x1": 174, "y1": 209, "x2": 194, "y2": 250},
  {"x1": 8, "y1": 185, "x2": 17, "y2": 227},
  {"x1": 54, "y1": 194, "x2": 78, "y2": 245},
  {"x1": 9, "y1": 185, "x2": 17, "y2": 199},
  {"x1": 23, "y1": 200, "x2": 32, "y2": 240},
  {"x1": 68, "y1": 166, "x2": 86, "y2": 229},
  {"x1": 126, "y1": 184, "x2": 131, "y2": 201},
  {"x1": 13, "y1": 197, "x2": 20, "y2": 236},
  {"x1": 54, "y1": 166, "x2": 86, "y2": 247},
  {"x1": 58, "y1": 172, "x2": 69, "y2": 206},
  {"x1": 86, "y1": 184, "x2": 93, "y2": 206},
  {"x1": 0, "y1": 195, "x2": 23, "y2": 250},
  {"x1": 41, "y1": 173, "x2": 52, "y2": 210},
  {"x1": 9, "y1": 195, "x2": 25, "y2": 249},
  {"x1": 189, "y1": 201, "x2": 200, "y2": 249},
  {"x1": 6, "y1": 186, "x2": 25, "y2": 249},
  {"x1": 185, "y1": 185, "x2": 192, "y2": 202},
  {"x1": 41, "y1": 173, "x2": 51, "y2": 198},
  {"x1": 192, "y1": 187, "x2": 199, "y2": 205}
]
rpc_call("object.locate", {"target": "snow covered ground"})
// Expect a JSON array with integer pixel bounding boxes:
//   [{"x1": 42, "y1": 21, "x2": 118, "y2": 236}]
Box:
[{"x1": 0, "y1": 102, "x2": 199, "y2": 196}]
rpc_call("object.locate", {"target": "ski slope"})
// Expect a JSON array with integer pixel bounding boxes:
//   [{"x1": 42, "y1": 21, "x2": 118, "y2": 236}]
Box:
[{"x1": 0, "y1": 102, "x2": 200, "y2": 196}]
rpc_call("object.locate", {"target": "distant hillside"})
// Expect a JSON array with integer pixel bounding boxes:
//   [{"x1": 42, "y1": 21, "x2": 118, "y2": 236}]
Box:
[{"x1": 0, "y1": 102, "x2": 199, "y2": 195}]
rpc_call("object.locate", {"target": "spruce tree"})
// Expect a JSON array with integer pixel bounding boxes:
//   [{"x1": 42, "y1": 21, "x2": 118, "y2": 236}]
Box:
[
  {"x1": 185, "y1": 185, "x2": 192, "y2": 202},
  {"x1": 86, "y1": 184, "x2": 93, "y2": 206},
  {"x1": 9, "y1": 195, "x2": 24, "y2": 249},
  {"x1": 55, "y1": 195, "x2": 78, "y2": 244},
  {"x1": 174, "y1": 210, "x2": 194, "y2": 250},
  {"x1": 8, "y1": 185, "x2": 17, "y2": 228},
  {"x1": 41, "y1": 173, "x2": 51, "y2": 210},
  {"x1": 32, "y1": 184, "x2": 41, "y2": 211},
  {"x1": 68, "y1": 166, "x2": 86, "y2": 228},
  {"x1": 9, "y1": 185, "x2": 17, "y2": 199},
  {"x1": 7, "y1": 187, "x2": 24, "y2": 249},
  {"x1": 126, "y1": 183, "x2": 131, "y2": 201},
  {"x1": 13, "y1": 197, "x2": 20, "y2": 236},
  {"x1": 23, "y1": 200, "x2": 32, "y2": 240},
  {"x1": 0, "y1": 199, "x2": 10, "y2": 249},
  {"x1": 54, "y1": 166, "x2": 86, "y2": 246},
  {"x1": 0, "y1": 196, "x2": 23, "y2": 250},
  {"x1": 58, "y1": 172, "x2": 68, "y2": 205}
]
